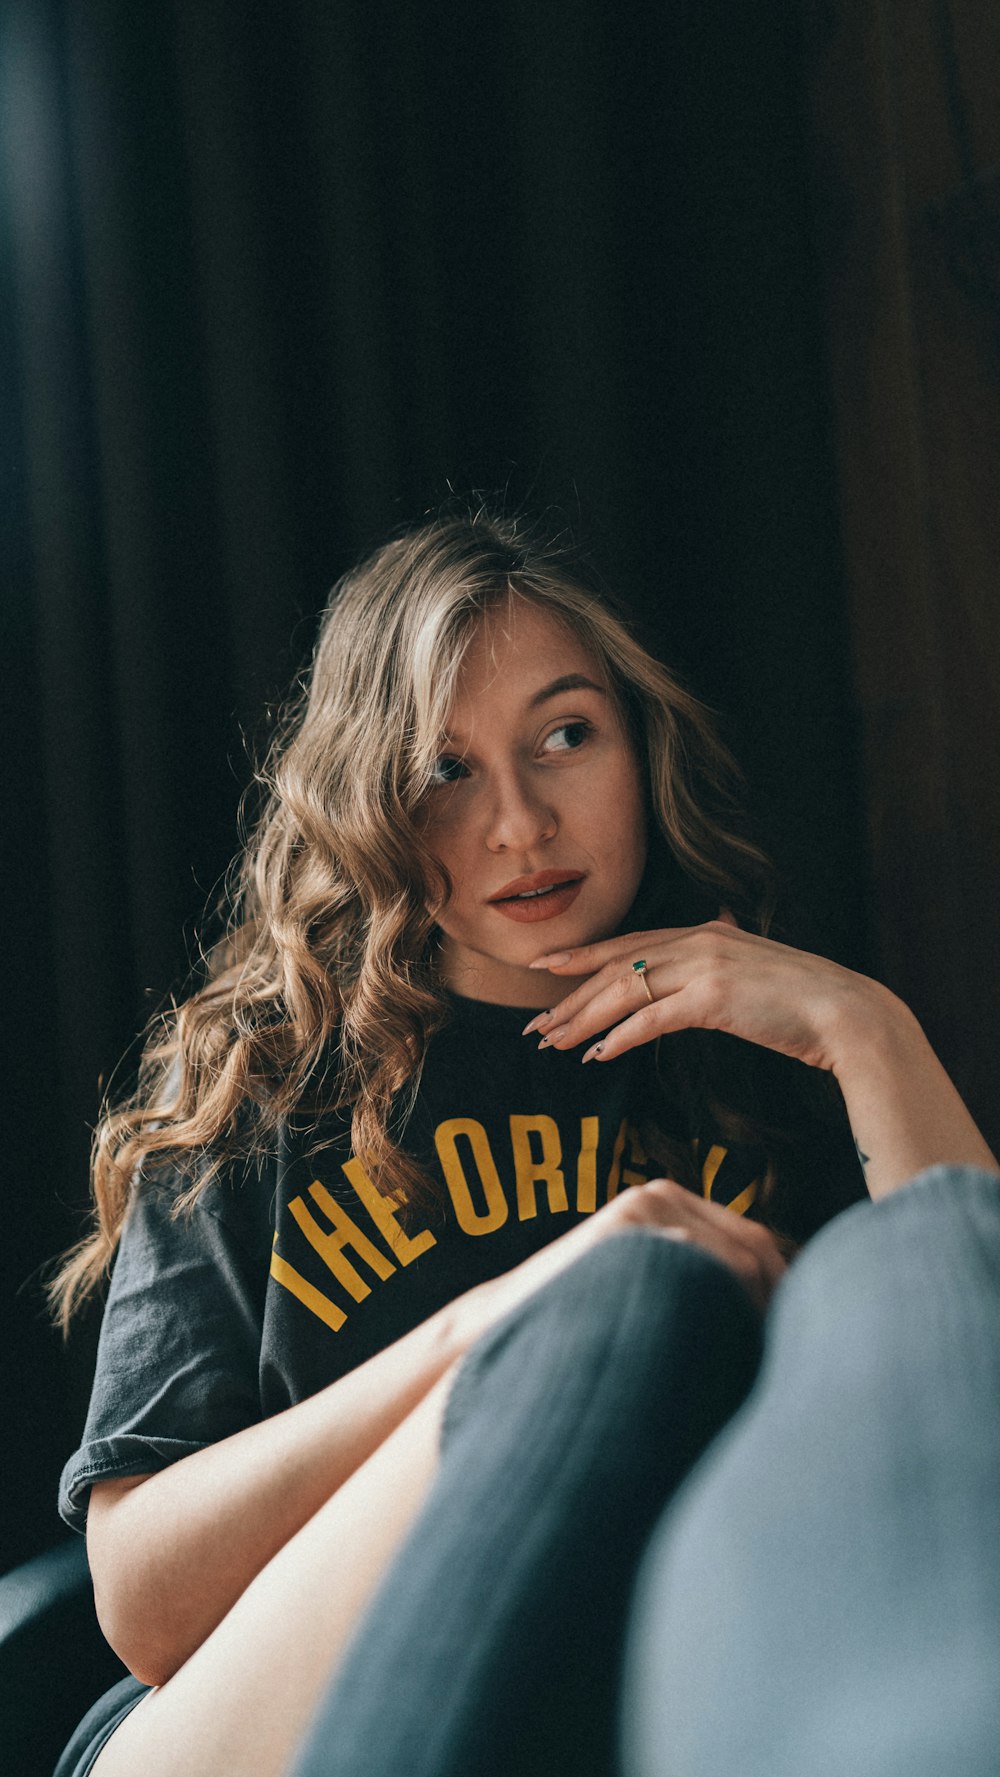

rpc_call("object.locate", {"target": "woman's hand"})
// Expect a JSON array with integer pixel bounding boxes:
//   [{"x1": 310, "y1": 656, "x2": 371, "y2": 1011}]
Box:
[
  {"x1": 523, "y1": 916, "x2": 891, "y2": 1075},
  {"x1": 524, "y1": 916, "x2": 999, "y2": 1201},
  {"x1": 455, "y1": 1175, "x2": 788, "y2": 1340}
]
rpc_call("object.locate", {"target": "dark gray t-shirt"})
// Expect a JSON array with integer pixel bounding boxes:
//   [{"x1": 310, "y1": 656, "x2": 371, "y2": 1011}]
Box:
[{"x1": 59, "y1": 996, "x2": 784, "y2": 1532}]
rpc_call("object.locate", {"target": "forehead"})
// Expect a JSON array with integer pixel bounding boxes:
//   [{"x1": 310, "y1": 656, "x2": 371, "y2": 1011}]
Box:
[{"x1": 449, "y1": 599, "x2": 605, "y2": 712}]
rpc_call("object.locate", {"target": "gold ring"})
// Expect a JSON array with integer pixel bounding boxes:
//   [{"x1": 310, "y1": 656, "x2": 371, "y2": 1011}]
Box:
[{"x1": 632, "y1": 958, "x2": 654, "y2": 1004}]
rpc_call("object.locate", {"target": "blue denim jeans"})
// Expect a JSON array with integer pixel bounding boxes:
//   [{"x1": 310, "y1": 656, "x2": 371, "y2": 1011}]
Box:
[
  {"x1": 622, "y1": 1163, "x2": 1000, "y2": 1777},
  {"x1": 292, "y1": 1166, "x2": 1000, "y2": 1777}
]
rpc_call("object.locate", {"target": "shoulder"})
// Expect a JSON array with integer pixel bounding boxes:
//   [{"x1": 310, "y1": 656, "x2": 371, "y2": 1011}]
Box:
[{"x1": 124, "y1": 1140, "x2": 280, "y2": 1254}]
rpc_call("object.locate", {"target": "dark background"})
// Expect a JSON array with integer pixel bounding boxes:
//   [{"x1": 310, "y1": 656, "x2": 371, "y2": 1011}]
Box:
[{"x1": 4, "y1": 0, "x2": 998, "y2": 1573}]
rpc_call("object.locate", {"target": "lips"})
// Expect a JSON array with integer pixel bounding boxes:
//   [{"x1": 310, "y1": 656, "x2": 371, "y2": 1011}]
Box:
[
  {"x1": 487, "y1": 869, "x2": 585, "y2": 903},
  {"x1": 486, "y1": 870, "x2": 586, "y2": 925}
]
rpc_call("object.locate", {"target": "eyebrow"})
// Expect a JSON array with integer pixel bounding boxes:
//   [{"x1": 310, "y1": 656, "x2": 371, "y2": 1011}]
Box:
[{"x1": 527, "y1": 673, "x2": 607, "y2": 709}]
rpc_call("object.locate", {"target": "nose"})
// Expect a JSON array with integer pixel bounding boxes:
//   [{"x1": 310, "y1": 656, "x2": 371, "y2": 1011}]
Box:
[{"x1": 484, "y1": 766, "x2": 557, "y2": 852}]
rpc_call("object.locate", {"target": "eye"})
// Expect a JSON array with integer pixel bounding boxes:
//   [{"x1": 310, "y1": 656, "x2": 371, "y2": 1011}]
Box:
[
  {"x1": 429, "y1": 754, "x2": 471, "y2": 786},
  {"x1": 542, "y1": 720, "x2": 593, "y2": 754}
]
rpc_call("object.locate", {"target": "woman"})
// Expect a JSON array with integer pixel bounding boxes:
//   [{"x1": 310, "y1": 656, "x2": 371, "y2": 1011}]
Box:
[{"x1": 52, "y1": 508, "x2": 998, "y2": 1777}]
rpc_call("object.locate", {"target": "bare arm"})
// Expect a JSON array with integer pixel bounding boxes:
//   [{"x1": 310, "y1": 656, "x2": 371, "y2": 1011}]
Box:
[
  {"x1": 87, "y1": 1176, "x2": 783, "y2": 1688},
  {"x1": 821, "y1": 981, "x2": 998, "y2": 1200},
  {"x1": 87, "y1": 1297, "x2": 464, "y2": 1685}
]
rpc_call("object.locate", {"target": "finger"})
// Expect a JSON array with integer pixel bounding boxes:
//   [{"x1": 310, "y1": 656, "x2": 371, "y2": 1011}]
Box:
[
  {"x1": 530, "y1": 917, "x2": 747, "y2": 981},
  {"x1": 528, "y1": 935, "x2": 703, "y2": 1038},
  {"x1": 529, "y1": 929, "x2": 684, "y2": 975},
  {"x1": 543, "y1": 956, "x2": 702, "y2": 1048},
  {"x1": 646, "y1": 1182, "x2": 787, "y2": 1302},
  {"x1": 522, "y1": 953, "x2": 649, "y2": 1037},
  {"x1": 575, "y1": 984, "x2": 710, "y2": 1061},
  {"x1": 611, "y1": 1179, "x2": 785, "y2": 1310},
  {"x1": 645, "y1": 1180, "x2": 783, "y2": 1276},
  {"x1": 529, "y1": 960, "x2": 671, "y2": 1045},
  {"x1": 609, "y1": 1172, "x2": 777, "y2": 1259},
  {"x1": 527, "y1": 922, "x2": 747, "y2": 1044}
]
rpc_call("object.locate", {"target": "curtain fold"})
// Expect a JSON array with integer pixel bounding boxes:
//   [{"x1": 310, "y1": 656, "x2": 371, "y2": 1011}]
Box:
[{"x1": 1, "y1": 0, "x2": 862, "y2": 1569}]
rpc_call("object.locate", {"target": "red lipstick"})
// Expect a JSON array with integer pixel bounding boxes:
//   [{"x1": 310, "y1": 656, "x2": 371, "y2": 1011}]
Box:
[{"x1": 487, "y1": 869, "x2": 585, "y2": 924}]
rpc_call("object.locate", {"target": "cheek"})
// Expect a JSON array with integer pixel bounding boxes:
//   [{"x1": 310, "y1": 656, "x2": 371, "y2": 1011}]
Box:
[
  {"x1": 420, "y1": 820, "x2": 476, "y2": 919},
  {"x1": 612, "y1": 761, "x2": 648, "y2": 869},
  {"x1": 418, "y1": 798, "x2": 467, "y2": 867},
  {"x1": 623, "y1": 821, "x2": 648, "y2": 899}
]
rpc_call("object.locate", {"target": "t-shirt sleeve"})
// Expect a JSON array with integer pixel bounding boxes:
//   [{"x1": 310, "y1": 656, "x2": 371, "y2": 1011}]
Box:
[{"x1": 58, "y1": 1167, "x2": 268, "y2": 1533}]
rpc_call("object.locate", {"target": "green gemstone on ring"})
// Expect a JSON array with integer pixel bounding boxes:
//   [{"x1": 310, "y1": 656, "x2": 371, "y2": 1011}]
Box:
[{"x1": 632, "y1": 959, "x2": 647, "y2": 972}]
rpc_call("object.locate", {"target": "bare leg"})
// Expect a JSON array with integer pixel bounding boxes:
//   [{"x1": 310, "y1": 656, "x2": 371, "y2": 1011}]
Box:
[
  {"x1": 92, "y1": 1369, "x2": 453, "y2": 1777},
  {"x1": 291, "y1": 1230, "x2": 763, "y2": 1777}
]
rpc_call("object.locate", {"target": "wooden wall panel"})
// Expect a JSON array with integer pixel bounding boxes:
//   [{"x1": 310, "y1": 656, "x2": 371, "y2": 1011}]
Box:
[{"x1": 805, "y1": 0, "x2": 1000, "y2": 1148}]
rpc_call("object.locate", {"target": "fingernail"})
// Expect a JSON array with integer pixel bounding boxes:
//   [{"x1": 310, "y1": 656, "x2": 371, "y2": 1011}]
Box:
[
  {"x1": 530, "y1": 952, "x2": 571, "y2": 969},
  {"x1": 538, "y1": 1028, "x2": 566, "y2": 1049},
  {"x1": 522, "y1": 1012, "x2": 551, "y2": 1036},
  {"x1": 581, "y1": 1042, "x2": 605, "y2": 1063}
]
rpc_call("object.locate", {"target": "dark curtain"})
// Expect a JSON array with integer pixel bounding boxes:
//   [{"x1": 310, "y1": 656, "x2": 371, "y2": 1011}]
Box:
[{"x1": 1, "y1": 0, "x2": 866, "y2": 1568}]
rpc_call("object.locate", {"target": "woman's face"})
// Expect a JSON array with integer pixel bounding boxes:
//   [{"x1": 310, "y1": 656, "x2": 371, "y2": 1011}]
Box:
[{"x1": 420, "y1": 598, "x2": 647, "y2": 1007}]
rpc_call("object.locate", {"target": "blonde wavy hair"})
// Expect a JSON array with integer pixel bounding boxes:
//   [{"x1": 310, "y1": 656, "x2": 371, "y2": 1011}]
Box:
[{"x1": 50, "y1": 504, "x2": 835, "y2": 1333}]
